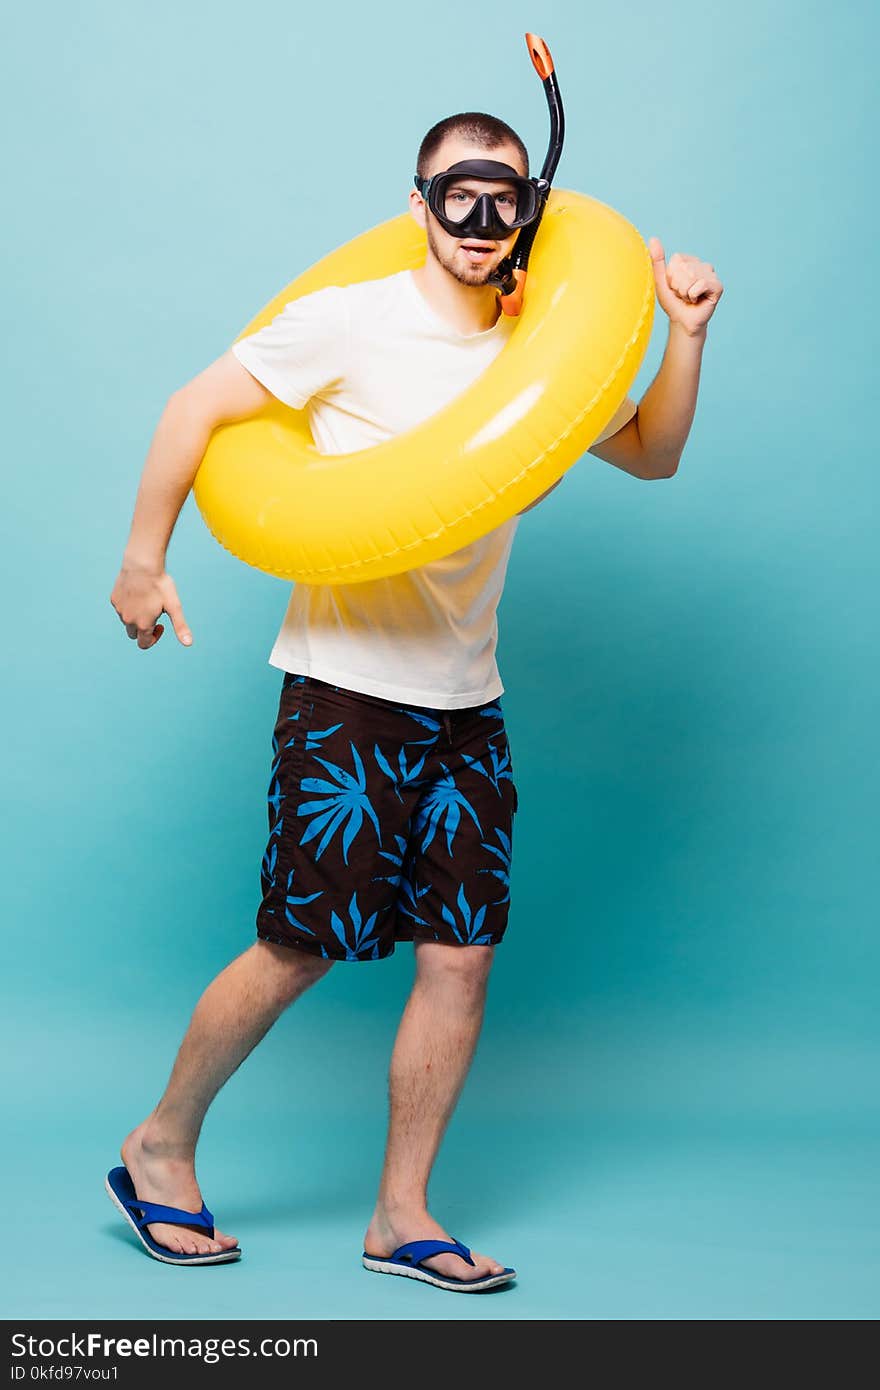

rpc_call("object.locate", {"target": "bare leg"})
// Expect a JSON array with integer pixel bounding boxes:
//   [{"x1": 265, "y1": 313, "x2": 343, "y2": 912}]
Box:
[
  {"x1": 363, "y1": 939, "x2": 507, "y2": 1282},
  {"x1": 121, "y1": 940, "x2": 332, "y2": 1255}
]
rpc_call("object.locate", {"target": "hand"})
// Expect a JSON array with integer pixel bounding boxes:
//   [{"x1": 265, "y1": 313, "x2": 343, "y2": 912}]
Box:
[
  {"x1": 109, "y1": 560, "x2": 193, "y2": 650},
  {"x1": 648, "y1": 237, "x2": 723, "y2": 336}
]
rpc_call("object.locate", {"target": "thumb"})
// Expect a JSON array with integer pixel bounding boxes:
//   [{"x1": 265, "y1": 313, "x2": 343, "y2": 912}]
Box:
[{"x1": 648, "y1": 235, "x2": 666, "y2": 282}]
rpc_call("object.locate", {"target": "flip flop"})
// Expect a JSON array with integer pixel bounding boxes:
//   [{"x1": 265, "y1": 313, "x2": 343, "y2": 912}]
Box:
[
  {"x1": 105, "y1": 1165, "x2": 241, "y2": 1266},
  {"x1": 362, "y1": 1237, "x2": 515, "y2": 1292}
]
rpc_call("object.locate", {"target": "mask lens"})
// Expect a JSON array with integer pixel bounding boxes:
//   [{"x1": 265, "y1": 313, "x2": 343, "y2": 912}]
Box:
[
  {"x1": 443, "y1": 186, "x2": 477, "y2": 223},
  {"x1": 441, "y1": 180, "x2": 532, "y2": 227},
  {"x1": 493, "y1": 190, "x2": 522, "y2": 227}
]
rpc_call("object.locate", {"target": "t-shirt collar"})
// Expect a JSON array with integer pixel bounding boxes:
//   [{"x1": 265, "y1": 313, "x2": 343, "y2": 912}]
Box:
[{"x1": 403, "y1": 269, "x2": 512, "y2": 342}]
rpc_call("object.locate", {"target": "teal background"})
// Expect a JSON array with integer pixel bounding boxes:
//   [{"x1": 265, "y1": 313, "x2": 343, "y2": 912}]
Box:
[{"x1": 2, "y1": 0, "x2": 877, "y2": 1320}]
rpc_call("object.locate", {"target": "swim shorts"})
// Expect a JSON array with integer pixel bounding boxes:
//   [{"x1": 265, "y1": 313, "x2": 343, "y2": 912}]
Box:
[{"x1": 256, "y1": 672, "x2": 519, "y2": 961}]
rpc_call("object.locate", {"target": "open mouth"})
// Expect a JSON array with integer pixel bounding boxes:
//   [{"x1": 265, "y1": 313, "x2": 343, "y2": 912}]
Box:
[{"x1": 461, "y1": 243, "x2": 494, "y2": 261}]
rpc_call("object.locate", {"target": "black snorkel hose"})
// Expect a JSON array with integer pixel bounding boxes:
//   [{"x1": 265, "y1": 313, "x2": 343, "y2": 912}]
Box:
[{"x1": 489, "y1": 32, "x2": 565, "y2": 315}]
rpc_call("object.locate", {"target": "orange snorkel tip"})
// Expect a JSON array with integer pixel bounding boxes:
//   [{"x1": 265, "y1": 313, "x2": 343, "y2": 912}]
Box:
[{"x1": 525, "y1": 32, "x2": 554, "y2": 79}]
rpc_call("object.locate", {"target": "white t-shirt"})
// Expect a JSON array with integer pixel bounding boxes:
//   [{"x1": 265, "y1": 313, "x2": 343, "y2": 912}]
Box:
[{"x1": 231, "y1": 268, "x2": 637, "y2": 708}]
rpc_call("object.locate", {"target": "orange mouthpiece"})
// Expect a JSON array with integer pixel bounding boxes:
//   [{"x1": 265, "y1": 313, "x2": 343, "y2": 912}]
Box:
[{"x1": 499, "y1": 268, "x2": 528, "y2": 317}]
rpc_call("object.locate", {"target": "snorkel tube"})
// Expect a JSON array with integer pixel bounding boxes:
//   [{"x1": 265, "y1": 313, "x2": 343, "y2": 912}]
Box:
[{"x1": 489, "y1": 31, "x2": 565, "y2": 316}]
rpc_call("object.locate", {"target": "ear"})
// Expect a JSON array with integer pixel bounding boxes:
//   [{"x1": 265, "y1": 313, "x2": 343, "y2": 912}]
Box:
[{"x1": 408, "y1": 188, "x2": 427, "y2": 230}]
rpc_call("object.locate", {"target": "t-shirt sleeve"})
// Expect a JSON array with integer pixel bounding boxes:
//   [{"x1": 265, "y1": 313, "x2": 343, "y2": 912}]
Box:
[
  {"x1": 230, "y1": 284, "x2": 349, "y2": 409},
  {"x1": 592, "y1": 393, "x2": 638, "y2": 445}
]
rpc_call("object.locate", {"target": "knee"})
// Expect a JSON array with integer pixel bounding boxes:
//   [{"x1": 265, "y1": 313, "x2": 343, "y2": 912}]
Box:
[
  {"x1": 257, "y1": 939, "x2": 334, "y2": 1003},
  {"x1": 415, "y1": 941, "x2": 495, "y2": 998}
]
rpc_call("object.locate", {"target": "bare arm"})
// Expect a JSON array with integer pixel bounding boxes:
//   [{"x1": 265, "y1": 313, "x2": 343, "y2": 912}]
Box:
[
  {"x1": 627, "y1": 322, "x2": 705, "y2": 477},
  {"x1": 110, "y1": 350, "x2": 271, "y2": 650},
  {"x1": 516, "y1": 406, "x2": 646, "y2": 509}
]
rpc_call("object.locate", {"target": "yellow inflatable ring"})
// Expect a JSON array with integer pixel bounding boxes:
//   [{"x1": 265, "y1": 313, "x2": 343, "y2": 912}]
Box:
[{"x1": 194, "y1": 188, "x2": 654, "y2": 584}]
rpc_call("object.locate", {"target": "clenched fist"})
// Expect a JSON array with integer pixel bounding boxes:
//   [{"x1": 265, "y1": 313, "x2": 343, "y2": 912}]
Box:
[{"x1": 648, "y1": 237, "x2": 723, "y2": 336}]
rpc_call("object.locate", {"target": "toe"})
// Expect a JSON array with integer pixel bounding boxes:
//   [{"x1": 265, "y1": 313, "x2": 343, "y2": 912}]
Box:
[
  {"x1": 465, "y1": 1250, "x2": 506, "y2": 1280},
  {"x1": 423, "y1": 1251, "x2": 495, "y2": 1282},
  {"x1": 193, "y1": 1232, "x2": 219, "y2": 1255},
  {"x1": 149, "y1": 1224, "x2": 181, "y2": 1254},
  {"x1": 149, "y1": 1222, "x2": 209, "y2": 1256},
  {"x1": 146, "y1": 1219, "x2": 238, "y2": 1257}
]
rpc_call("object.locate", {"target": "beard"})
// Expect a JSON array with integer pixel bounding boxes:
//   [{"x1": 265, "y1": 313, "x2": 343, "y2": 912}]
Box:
[{"x1": 426, "y1": 218, "x2": 499, "y2": 286}]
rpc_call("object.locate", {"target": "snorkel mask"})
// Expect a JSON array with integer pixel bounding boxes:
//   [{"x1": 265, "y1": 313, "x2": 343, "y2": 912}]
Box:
[
  {"x1": 412, "y1": 32, "x2": 565, "y2": 316},
  {"x1": 414, "y1": 158, "x2": 548, "y2": 242}
]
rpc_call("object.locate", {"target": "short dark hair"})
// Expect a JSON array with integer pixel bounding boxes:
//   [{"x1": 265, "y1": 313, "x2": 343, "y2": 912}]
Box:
[{"x1": 416, "y1": 112, "x2": 529, "y2": 181}]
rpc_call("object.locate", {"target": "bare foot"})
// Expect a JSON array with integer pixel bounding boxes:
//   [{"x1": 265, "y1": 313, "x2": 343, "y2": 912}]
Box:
[
  {"x1": 364, "y1": 1204, "x2": 509, "y2": 1283},
  {"x1": 120, "y1": 1117, "x2": 239, "y2": 1258}
]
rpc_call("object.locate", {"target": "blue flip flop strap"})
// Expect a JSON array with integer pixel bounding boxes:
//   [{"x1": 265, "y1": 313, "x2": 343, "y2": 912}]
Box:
[
  {"x1": 125, "y1": 1197, "x2": 215, "y2": 1234},
  {"x1": 391, "y1": 1237, "x2": 475, "y2": 1268}
]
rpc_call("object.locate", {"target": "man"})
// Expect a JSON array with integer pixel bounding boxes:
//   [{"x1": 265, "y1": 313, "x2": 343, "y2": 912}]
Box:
[{"x1": 108, "y1": 111, "x2": 722, "y2": 1290}]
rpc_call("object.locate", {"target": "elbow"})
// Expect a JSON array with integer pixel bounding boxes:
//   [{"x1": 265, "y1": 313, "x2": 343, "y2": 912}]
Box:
[{"x1": 642, "y1": 451, "x2": 681, "y2": 480}]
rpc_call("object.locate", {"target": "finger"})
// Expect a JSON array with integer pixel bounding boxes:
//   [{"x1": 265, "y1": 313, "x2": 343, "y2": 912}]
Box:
[
  {"x1": 669, "y1": 273, "x2": 696, "y2": 297},
  {"x1": 124, "y1": 612, "x2": 162, "y2": 645},
  {"x1": 136, "y1": 622, "x2": 162, "y2": 649},
  {"x1": 162, "y1": 593, "x2": 193, "y2": 646},
  {"x1": 687, "y1": 278, "x2": 707, "y2": 300},
  {"x1": 123, "y1": 612, "x2": 159, "y2": 634}
]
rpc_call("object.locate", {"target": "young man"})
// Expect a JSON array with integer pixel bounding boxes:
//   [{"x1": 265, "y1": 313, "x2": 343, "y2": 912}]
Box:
[{"x1": 108, "y1": 112, "x2": 722, "y2": 1290}]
